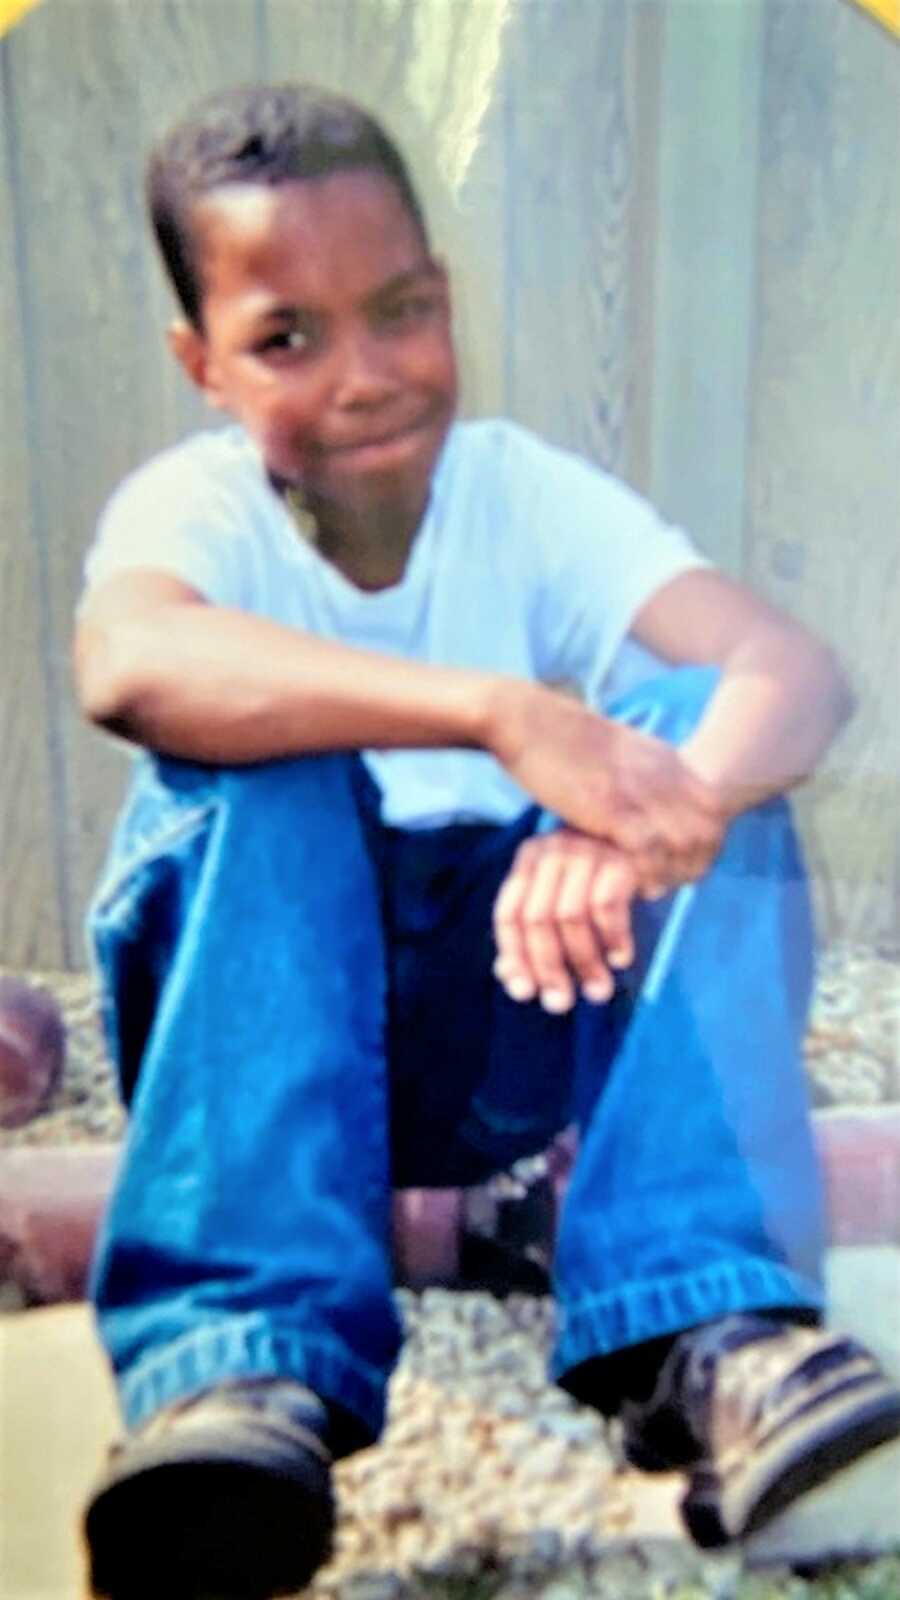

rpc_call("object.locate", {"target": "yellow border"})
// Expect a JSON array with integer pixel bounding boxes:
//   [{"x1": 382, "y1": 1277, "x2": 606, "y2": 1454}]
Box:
[
  {"x1": 0, "y1": 0, "x2": 42, "y2": 38},
  {"x1": 848, "y1": 0, "x2": 900, "y2": 36}
]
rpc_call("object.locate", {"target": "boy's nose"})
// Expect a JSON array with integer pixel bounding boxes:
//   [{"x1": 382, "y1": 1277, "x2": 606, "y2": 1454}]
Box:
[{"x1": 332, "y1": 330, "x2": 400, "y2": 410}]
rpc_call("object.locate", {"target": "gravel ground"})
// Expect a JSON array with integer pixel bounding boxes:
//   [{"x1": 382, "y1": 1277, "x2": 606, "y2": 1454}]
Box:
[
  {"x1": 311, "y1": 1289, "x2": 900, "y2": 1600},
  {"x1": 2, "y1": 942, "x2": 898, "y2": 1152},
  {"x1": 2, "y1": 945, "x2": 899, "y2": 1599},
  {"x1": 805, "y1": 945, "x2": 900, "y2": 1108}
]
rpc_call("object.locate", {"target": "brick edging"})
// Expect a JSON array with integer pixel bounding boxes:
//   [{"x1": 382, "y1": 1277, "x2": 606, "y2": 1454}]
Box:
[{"x1": 1, "y1": 1107, "x2": 898, "y2": 1307}]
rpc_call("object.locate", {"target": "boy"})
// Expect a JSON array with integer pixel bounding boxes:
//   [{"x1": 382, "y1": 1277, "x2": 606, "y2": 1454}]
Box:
[{"x1": 74, "y1": 84, "x2": 899, "y2": 1599}]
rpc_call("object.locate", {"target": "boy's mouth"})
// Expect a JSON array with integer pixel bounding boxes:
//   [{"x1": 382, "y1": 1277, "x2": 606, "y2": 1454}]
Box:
[{"x1": 324, "y1": 417, "x2": 433, "y2": 457}]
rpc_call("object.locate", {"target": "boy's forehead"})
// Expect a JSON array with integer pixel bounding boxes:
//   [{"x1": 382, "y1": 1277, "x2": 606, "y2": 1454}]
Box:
[
  {"x1": 193, "y1": 181, "x2": 285, "y2": 242},
  {"x1": 191, "y1": 172, "x2": 430, "y2": 296}
]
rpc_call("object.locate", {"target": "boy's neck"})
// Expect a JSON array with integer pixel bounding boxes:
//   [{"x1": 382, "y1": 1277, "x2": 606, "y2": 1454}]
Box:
[{"x1": 275, "y1": 477, "x2": 427, "y2": 592}]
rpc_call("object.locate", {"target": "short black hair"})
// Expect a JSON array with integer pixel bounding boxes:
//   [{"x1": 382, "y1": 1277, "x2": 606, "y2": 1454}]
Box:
[{"x1": 146, "y1": 82, "x2": 429, "y2": 328}]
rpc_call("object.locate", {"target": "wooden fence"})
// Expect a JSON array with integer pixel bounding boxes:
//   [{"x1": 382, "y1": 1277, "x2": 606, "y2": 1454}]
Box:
[{"x1": 1, "y1": 0, "x2": 898, "y2": 970}]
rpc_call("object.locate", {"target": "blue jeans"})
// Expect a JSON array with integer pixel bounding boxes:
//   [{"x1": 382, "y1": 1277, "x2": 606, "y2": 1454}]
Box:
[{"x1": 87, "y1": 668, "x2": 826, "y2": 1449}]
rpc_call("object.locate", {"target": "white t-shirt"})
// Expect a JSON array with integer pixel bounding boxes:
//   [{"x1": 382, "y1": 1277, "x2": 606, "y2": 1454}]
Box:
[{"x1": 83, "y1": 418, "x2": 708, "y2": 827}]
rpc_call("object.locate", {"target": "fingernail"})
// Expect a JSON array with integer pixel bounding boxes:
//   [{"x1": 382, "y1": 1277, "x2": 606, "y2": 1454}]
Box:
[
  {"x1": 583, "y1": 980, "x2": 613, "y2": 1003},
  {"x1": 506, "y1": 977, "x2": 535, "y2": 1001},
  {"x1": 608, "y1": 951, "x2": 632, "y2": 970},
  {"x1": 540, "y1": 989, "x2": 572, "y2": 1013}
]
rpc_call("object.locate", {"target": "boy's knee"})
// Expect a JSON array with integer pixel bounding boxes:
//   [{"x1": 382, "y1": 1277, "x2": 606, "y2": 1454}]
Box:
[
  {"x1": 154, "y1": 749, "x2": 370, "y2": 814},
  {"x1": 606, "y1": 664, "x2": 720, "y2": 746}
]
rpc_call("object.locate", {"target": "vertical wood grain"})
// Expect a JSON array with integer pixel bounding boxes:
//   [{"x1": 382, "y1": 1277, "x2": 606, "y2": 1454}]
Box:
[
  {"x1": 649, "y1": 0, "x2": 764, "y2": 574},
  {"x1": 4, "y1": 0, "x2": 264, "y2": 966},
  {"x1": 502, "y1": 0, "x2": 636, "y2": 477},
  {"x1": 0, "y1": 53, "x2": 65, "y2": 966},
  {"x1": 623, "y1": 1, "x2": 663, "y2": 499},
  {"x1": 747, "y1": 0, "x2": 900, "y2": 941}
]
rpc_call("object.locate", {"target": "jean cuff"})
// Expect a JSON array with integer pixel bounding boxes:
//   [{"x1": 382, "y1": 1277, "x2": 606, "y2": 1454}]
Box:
[
  {"x1": 114, "y1": 1311, "x2": 389, "y2": 1447},
  {"x1": 551, "y1": 1258, "x2": 825, "y2": 1382}
]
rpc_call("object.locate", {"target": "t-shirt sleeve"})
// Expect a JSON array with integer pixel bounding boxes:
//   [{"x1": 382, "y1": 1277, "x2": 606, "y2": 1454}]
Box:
[
  {"x1": 81, "y1": 445, "x2": 246, "y2": 608},
  {"x1": 512, "y1": 430, "x2": 710, "y2": 706}
]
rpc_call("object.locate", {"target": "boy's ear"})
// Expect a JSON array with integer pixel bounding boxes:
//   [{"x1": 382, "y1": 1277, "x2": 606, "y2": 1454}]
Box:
[
  {"x1": 167, "y1": 319, "x2": 227, "y2": 408},
  {"x1": 432, "y1": 255, "x2": 453, "y2": 312}
]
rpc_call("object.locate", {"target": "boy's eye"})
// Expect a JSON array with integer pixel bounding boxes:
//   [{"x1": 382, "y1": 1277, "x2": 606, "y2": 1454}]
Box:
[
  {"x1": 255, "y1": 326, "x2": 313, "y2": 356},
  {"x1": 376, "y1": 294, "x2": 435, "y2": 330}
]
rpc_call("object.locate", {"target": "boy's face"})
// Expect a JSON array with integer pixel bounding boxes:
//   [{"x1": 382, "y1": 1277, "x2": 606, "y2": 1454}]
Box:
[{"x1": 172, "y1": 170, "x2": 458, "y2": 529}]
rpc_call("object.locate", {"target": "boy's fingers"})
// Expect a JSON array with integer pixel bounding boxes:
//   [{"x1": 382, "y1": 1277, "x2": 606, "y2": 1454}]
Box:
[
  {"x1": 520, "y1": 850, "x2": 574, "y2": 1011},
  {"x1": 493, "y1": 833, "x2": 640, "y2": 1011},
  {"x1": 612, "y1": 828, "x2": 670, "y2": 901},
  {"x1": 492, "y1": 852, "x2": 536, "y2": 999},
  {"x1": 612, "y1": 786, "x2": 724, "y2": 896},
  {"x1": 636, "y1": 796, "x2": 724, "y2": 891},
  {"x1": 554, "y1": 850, "x2": 615, "y2": 997},
  {"x1": 589, "y1": 857, "x2": 636, "y2": 970}
]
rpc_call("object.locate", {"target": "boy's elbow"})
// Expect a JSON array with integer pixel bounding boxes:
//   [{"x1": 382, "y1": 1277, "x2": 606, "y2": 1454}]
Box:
[
  {"x1": 814, "y1": 638, "x2": 855, "y2": 729},
  {"x1": 74, "y1": 621, "x2": 142, "y2": 731},
  {"x1": 791, "y1": 628, "x2": 855, "y2": 733}
]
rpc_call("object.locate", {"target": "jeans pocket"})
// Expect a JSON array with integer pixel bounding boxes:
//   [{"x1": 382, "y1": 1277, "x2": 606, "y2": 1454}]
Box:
[{"x1": 88, "y1": 770, "x2": 219, "y2": 1103}]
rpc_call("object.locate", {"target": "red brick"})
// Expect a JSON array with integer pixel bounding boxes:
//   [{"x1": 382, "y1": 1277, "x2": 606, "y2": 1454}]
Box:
[
  {"x1": 0, "y1": 1144, "x2": 463, "y2": 1302},
  {"x1": 0, "y1": 1145, "x2": 121, "y2": 1303},
  {"x1": 814, "y1": 1109, "x2": 900, "y2": 1247},
  {"x1": 2, "y1": 1110, "x2": 897, "y2": 1307}
]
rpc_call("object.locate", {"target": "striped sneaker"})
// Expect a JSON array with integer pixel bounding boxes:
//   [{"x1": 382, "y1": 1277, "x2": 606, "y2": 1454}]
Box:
[
  {"x1": 620, "y1": 1315, "x2": 900, "y2": 1552},
  {"x1": 85, "y1": 1379, "x2": 334, "y2": 1599}
]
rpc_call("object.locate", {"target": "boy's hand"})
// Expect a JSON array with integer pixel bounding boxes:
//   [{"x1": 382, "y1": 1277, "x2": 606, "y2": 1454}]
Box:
[
  {"x1": 489, "y1": 684, "x2": 727, "y2": 896},
  {"x1": 493, "y1": 830, "x2": 637, "y2": 1013}
]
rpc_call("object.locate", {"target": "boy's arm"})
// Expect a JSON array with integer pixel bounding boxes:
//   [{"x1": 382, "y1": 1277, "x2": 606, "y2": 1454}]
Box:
[
  {"x1": 75, "y1": 571, "x2": 717, "y2": 877},
  {"x1": 494, "y1": 568, "x2": 852, "y2": 896},
  {"x1": 74, "y1": 570, "x2": 504, "y2": 760},
  {"x1": 628, "y1": 567, "x2": 854, "y2": 815},
  {"x1": 491, "y1": 568, "x2": 853, "y2": 1010},
  {"x1": 75, "y1": 566, "x2": 849, "y2": 897}
]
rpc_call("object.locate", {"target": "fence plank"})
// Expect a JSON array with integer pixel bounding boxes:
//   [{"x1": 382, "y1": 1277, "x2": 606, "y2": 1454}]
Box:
[
  {"x1": 622, "y1": 1, "x2": 663, "y2": 498},
  {"x1": 0, "y1": 67, "x2": 64, "y2": 967},
  {"x1": 502, "y1": 0, "x2": 638, "y2": 477},
  {"x1": 747, "y1": 0, "x2": 900, "y2": 942},
  {"x1": 4, "y1": 0, "x2": 264, "y2": 966},
  {"x1": 649, "y1": 0, "x2": 764, "y2": 573}
]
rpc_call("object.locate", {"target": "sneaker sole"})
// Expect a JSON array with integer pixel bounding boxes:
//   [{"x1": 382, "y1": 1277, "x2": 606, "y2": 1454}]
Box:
[
  {"x1": 86, "y1": 1430, "x2": 333, "y2": 1599},
  {"x1": 743, "y1": 1432, "x2": 900, "y2": 1566},
  {"x1": 682, "y1": 1380, "x2": 900, "y2": 1550}
]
